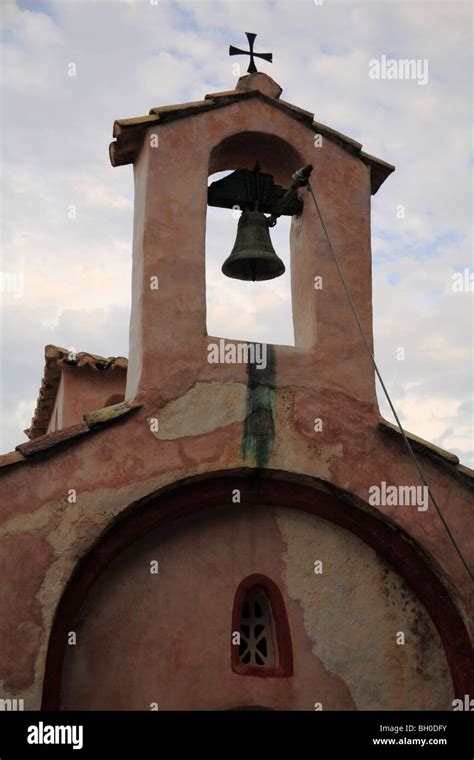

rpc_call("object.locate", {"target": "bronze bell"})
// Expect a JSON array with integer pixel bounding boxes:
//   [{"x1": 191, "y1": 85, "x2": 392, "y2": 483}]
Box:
[{"x1": 222, "y1": 211, "x2": 285, "y2": 282}]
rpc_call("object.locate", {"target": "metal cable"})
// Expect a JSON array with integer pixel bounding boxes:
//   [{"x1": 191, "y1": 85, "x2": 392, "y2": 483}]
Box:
[{"x1": 306, "y1": 180, "x2": 473, "y2": 581}]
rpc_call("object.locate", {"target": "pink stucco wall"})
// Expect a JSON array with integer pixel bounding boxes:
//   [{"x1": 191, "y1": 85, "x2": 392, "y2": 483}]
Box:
[
  {"x1": 0, "y1": 75, "x2": 472, "y2": 711},
  {"x1": 61, "y1": 506, "x2": 452, "y2": 711},
  {"x1": 47, "y1": 367, "x2": 125, "y2": 434},
  {"x1": 126, "y1": 98, "x2": 375, "y2": 403}
]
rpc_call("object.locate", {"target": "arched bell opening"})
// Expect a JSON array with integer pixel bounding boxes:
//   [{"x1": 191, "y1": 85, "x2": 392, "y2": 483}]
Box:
[
  {"x1": 209, "y1": 131, "x2": 304, "y2": 184},
  {"x1": 205, "y1": 131, "x2": 305, "y2": 347}
]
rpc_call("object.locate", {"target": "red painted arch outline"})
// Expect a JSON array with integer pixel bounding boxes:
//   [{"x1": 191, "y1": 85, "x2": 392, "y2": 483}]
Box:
[{"x1": 41, "y1": 470, "x2": 474, "y2": 709}]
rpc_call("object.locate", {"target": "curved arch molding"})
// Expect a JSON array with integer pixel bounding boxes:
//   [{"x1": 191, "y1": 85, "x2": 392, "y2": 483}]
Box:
[{"x1": 41, "y1": 469, "x2": 474, "y2": 709}]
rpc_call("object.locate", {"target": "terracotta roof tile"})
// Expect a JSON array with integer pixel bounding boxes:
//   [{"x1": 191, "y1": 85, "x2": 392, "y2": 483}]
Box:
[
  {"x1": 204, "y1": 89, "x2": 247, "y2": 100},
  {"x1": 26, "y1": 345, "x2": 128, "y2": 440},
  {"x1": 312, "y1": 119, "x2": 362, "y2": 152},
  {"x1": 0, "y1": 401, "x2": 142, "y2": 470},
  {"x1": 113, "y1": 114, "x2": 160, "y2": 137},
  {"x1": 16, "y1": 422, "x2": 90, "y2": 457},
  {"x1": 84, "y1": 399, "x2": 141, "y2": 429},
  {"x1": 274, "y1": 97, "x2": 314, "y2": 123},
  {"x1": 109, "y1": 82, "x2": 394, "y2": 194},
  {"x1": 0, "y1": 450, "x2": 26, "y2": 469},
  {"x1": 149, "y1": 99, "x2": 211, "y2": 116}
]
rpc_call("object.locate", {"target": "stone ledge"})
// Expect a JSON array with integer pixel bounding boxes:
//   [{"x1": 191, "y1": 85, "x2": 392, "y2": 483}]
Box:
[
  {"x1": 1, "y1": 402, "x2": 142, "y2": 469},
  {"x1": 84, "y1": 400, "x2": 141, "y2": 429}
]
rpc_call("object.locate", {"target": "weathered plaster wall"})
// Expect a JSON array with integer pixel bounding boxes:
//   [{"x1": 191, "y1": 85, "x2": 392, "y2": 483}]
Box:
[
  {"x1": 276, "y1": 509, "x2": 451, "y2": 710},
  {"x1": 57, "y1": 367, "x2": 126, "y2": 431},
  {"x1": 126, "y1": 96, "x2": 376, "y2": 404},
  {"x1": 0, "y1": 380, "x2": 472, "y2": 709},
  {"x1": 0, "y1": 81, "x2": 472, "y2": 712},
  {"x1": 60, "y1": 506, "x2": 452, "y2": 711}
]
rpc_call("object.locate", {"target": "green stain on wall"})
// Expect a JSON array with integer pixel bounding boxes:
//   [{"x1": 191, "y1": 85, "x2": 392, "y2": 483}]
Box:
[{"x1": 241, "y1": 344, "x2": 276, "y2": 469}]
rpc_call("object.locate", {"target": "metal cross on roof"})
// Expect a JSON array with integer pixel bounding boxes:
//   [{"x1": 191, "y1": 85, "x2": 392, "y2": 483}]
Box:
[{"x1": 229, "y1": 32, "x2": 272, "y2": 74}]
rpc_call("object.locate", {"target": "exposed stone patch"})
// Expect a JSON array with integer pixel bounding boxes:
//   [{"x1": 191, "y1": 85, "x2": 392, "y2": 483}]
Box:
[
  {"x1": 276, "y1": 509, "x2": 453, "y2": 709},
  {"x1": 148, "y1": 382, "x2": 247, "y2": 440}
]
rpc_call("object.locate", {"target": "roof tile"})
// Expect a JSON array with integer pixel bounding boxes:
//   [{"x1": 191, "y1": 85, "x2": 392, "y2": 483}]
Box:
[
  {"x1": 0, "y1": 450, "x2": 26, "y2": 469},
  {"x1": 109, "y1": 85, "x2": 394, "y2": 194},
  {"x1": 85, "y1": 400, "x2": 141, "y2": 429},
  {"x1": 16, "y1": 422, "x2": 89, "y2": 457},
  {"x1": 26, "y1": 345, "x2": 128, "y2": 440}
]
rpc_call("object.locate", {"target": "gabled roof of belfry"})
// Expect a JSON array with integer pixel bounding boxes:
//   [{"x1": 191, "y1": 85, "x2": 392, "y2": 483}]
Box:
[{"x1": 109, "y1": 73, "x2": 395, "y2": 195}]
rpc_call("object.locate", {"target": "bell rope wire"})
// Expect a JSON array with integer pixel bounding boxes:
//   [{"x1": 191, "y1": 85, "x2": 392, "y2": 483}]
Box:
[{"x1": 300, "y1": 174, "x2": 472, "y2": 581}]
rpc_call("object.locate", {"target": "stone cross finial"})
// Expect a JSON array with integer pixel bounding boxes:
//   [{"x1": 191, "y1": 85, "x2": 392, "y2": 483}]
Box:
[{"x1": 229, "y1": 32, "x2": 272, "y2": 74}]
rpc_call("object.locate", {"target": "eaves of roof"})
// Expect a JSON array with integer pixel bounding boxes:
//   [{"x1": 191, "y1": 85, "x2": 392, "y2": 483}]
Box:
[
  {"x1": 109, "y1": 88, "x2": 395, "y2": 195},
  {"x1": 379, "y1": 420, "x2": 473, "y2": 487},
  {"x1": 0, "y1": 400, "x2": 141, "y2": 471}
]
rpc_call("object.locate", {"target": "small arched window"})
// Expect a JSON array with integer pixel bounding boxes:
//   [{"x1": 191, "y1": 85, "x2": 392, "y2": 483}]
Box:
[{"x1": 231, "y1": 574, "x2": 293, "y2": 678}]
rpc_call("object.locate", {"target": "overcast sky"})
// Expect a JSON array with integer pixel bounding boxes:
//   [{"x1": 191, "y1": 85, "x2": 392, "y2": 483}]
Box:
[{"x1": 0, "y1": 0, "x2": 472, "y2": 467}]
